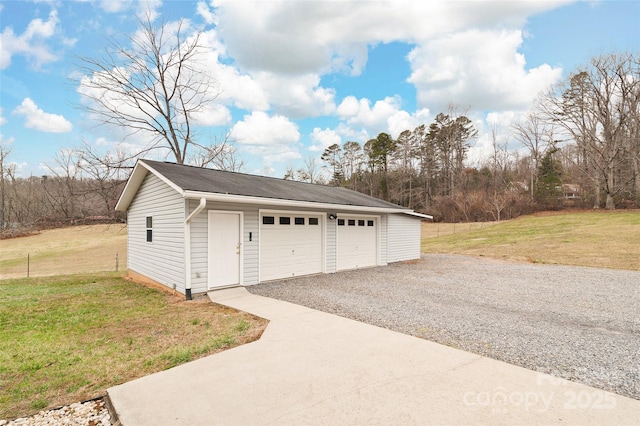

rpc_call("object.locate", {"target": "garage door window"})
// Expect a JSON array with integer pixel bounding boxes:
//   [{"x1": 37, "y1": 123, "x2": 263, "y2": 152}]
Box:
[
  {"x1": 368, "y1": 220, "x2": 374, "y2": 226},
  {"x1": 358, "y1": 220, "x2": 365, "y2": 226},
  {"x1": 263, "y1": 216, "x2": 275, "y2": 225},
  {"x1": 295, "y1": 217, "x2": 305, "y2": 225},
  {"x1": 337, "y1": 219, "x2": 345, "y2": 226},
  {"x1": 309, "y1": 217, "x2": 319, "y2": 225},
  {"x1": 279, "y1": 216, "x2": 291, "y2": 225},
  {"x1": 348, "y1": 219, "x2": 356, "y2": 226}
]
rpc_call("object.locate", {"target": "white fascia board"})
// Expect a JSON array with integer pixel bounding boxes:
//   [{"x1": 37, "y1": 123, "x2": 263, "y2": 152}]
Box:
[
  {"x1": 115, "y1": 163, "x2": 148, "y2": 211},
  {"x1": 115, "y1": 160, "x2": 185, "y2": 211},
  {"x1": 402, "y1": 211, "x2": 434, "y2": 220},
  {"x1": 182, "y1": 190, "x2": 412, "y2": 214},
  {"x1": 140, "y1": 160, "x2": 185, "y2": 195}
]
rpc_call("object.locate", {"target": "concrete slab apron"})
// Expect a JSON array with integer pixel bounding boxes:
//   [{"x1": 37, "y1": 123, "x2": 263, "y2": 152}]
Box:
[{"x1": 108, "y1": 287, "x2": 640, "y2": 425}]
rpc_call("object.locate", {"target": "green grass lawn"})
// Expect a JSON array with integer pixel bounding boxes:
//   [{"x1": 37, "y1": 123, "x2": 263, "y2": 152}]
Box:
[
  {"x1": 0, "y1": 273, "x2": 267, "y2": 420},
  {"x1": 422, "y1": 211, "x2": 640, "y2": 270}
]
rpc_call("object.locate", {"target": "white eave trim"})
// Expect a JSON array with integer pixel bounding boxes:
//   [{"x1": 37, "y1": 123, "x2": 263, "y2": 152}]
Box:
[
  {"x1": 115, "y1": 160, "x2": 185, "y2": 211},
  {"x1": 182, "y1": 190, "x2": 413, "y2": 214},
  {"x1": 402, "y1": 211, "x2": 433, "y2": 220}
]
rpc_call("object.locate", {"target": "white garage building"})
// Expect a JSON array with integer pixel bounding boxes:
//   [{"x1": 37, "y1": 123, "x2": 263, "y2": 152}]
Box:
[{"x1": 116, "y1": 160, "x2": 431, "y2": 299}]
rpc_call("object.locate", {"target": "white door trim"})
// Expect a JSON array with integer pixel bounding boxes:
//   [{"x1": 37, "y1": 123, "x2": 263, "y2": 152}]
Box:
[{"x1": 208, "y1": 210, "x2": 243, "y2": 289}]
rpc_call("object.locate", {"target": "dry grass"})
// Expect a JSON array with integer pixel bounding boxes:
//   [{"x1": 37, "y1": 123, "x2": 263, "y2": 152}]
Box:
[
  {"x1": 0, "y1": 224, "x2": 127, "y2": 279},
  {"x1": 0, "y1": 273, "x2": 268, "y2": 420},
  {"x1": 422, "y1": 211, "x2": 640, "y2": 271},
  {"x1": 421, "y1": 221, "x2": 499, "y2": 238}
]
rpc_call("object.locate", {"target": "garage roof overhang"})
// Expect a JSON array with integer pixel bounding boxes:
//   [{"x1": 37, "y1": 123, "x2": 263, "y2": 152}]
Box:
[
  {"x1": 402, "y1": 211, "x2": 433, "y2": 220},
  {"x1": 182, "y1": 190, "x2": 415, "y2": 215}
]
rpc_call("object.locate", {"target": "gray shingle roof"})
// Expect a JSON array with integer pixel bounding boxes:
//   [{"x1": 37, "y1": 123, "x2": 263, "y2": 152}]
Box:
[{"x1": 142, "y1": 159, "x2": 406, "y2": 210}]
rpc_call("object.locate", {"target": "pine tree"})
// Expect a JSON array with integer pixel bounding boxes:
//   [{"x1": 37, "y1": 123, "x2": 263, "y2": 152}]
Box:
[{"x1": 535, "y1": 149, "x2": 562, "y2": 208}]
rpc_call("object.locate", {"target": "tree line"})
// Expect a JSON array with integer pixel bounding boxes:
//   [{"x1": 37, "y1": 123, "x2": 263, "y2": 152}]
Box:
[{"x1": 0, "y1": 147, "x2": 128, "y2": 236}]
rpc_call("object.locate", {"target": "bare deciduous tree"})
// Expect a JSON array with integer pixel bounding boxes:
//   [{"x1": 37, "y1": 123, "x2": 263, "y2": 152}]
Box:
[
  {"x1": 540, "y1": 52, "x2": 640, "y2": 209},
  {"x1": 76, "y1": 14, "x2": 220, "y2": 165},
  {"x1": 511, "y1": 111, "x2": 554, "y2": 198},
  {"x1": 76, "y1": 142, "x2": 131, "y2": 218},
  {"x1": 0, "y1": 144, "x2": 11, "y2": 228}
]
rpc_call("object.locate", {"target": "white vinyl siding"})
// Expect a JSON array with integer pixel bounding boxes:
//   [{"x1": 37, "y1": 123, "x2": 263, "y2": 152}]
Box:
[
  {"x1": 242, "y1": 209, "x2": 259, "y2": 285},
  {"x1": 380, "y1": 214, "x2": 388, "y2": 265},
  {"x1": 127, "y1": 173, "x2": 185, "y2": 292},
  {"x1": 188, "y1": 200, "x2": 208, "y2": 293},
  {"x1": 387, "y1": 214, "x2": 422, "y2": 262}
]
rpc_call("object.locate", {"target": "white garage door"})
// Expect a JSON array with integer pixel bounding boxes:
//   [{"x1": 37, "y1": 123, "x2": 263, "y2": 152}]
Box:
[
  {"x1": 260, "y1": 213, "x2": 323, "y2": 281},
  {"x1": 337, "y1": 216, "x2": 377, "y2": 271}
]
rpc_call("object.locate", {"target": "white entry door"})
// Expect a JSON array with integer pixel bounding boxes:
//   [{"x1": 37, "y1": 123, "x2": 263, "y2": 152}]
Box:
[{"x1": 208, "y1": 212, "x2": 242, "y2": 289}]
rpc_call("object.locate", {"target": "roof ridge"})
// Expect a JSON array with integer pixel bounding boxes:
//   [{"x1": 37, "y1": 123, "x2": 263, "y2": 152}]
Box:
[{"x1": 141, "y1": 159, "x2": 343, "y2": 189}]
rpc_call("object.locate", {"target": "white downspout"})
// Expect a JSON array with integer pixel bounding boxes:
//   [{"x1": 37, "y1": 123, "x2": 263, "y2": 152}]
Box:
[{"x1": 184, "y1": 197, "x2": 207, "y2": 300}]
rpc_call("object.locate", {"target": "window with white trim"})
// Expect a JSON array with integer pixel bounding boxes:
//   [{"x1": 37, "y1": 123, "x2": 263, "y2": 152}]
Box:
[{"x1": 146, "y1": 216, "x2": 153, "y2": 242}]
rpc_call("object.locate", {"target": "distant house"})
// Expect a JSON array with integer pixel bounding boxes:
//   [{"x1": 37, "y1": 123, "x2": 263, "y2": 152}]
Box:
[
  {"x1": 508, "y1": 181, "x2": 530, "y2": 193},
  {"x1": 115, "y1": 160, "x2": 431, "y2": 299},
  {"x1": 561, "y1": 183, "x2": 582, "y2": 200}
]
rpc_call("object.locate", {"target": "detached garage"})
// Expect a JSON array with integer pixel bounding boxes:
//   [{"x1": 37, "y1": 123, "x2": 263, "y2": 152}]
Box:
[{"x1": 115, "y1": 159, "x2": 431, "y2": 299}]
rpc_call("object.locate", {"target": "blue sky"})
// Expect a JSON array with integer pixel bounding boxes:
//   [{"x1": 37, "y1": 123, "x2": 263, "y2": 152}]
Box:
[{"x1": 1, "y1": 0, "x2": 639, "y2": 178}]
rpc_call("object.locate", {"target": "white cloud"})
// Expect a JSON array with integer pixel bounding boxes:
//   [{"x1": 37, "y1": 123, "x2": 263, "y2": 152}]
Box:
[
  {"x1": 213, "y1": 0, "x2": 567, "y2": 76},
  {"x1": 193, "y1": 23, "x2": 337, "y2": 117},
  {"x1": 309, "y1": 128, "x2": 341, "y2": 152},
  {"x1": 253, "y1": 72, "x2": 336, "y2": 118},
  {"x1": 197, "y1": 1, "x2": 217, "y2": 25},
  {"x1": 231, "y1": 111, "x2": 299, "y2": 146},
  {"x1": 0, "y1": 108, "x2": 6, "y2": 126},
  {"x1": 335, "y1": 123, "x2": 371, "y2": 144},
  {"x1": 230, "y1": 111, "x2": 301, "y2": 164},
  {"x1": 193, "y1": 29, "x2": 269, "y2": 112},
  {"x1": 407, "y1": 29, "x2": 562, "y2": 112},
  {"x1": 338, "y1": 96, "x2": 401, "y2": 128},
  {"x1": 388, "y1": 108, "x2": 431, "y2": 137},
  {"x1": 337, "y1": 96, "x2": 430, "y2": 138},
  {"x1": 191, "y1": 103, "x2": 232, "y2": 127},
  {"x1": 12, "y1": 98, "x2": 72, "y2": 133},
  {"x1": 0, "y1": 133, "x2": 15, "y2": 145},
  {"x1": 77, "y1": 67, "x2": 155, "y2": 126},
  {"x1": 0, "y1": 10, "x2": 60, "y2": 69},
  {"x1": 93, "y1": 0, "x2": 162, "y2": 20},
  {"x1": 486, "y1": 111, "x2": 517, "y2": 128},
  {"x1": 98, "y1": 0, "x2": 130, "y2": 13}
]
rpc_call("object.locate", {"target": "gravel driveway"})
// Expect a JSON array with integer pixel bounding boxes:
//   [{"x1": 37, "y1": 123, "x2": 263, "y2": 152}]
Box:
[{"x1": 248, "y1": 254, "x2": 640, "y2": 400}]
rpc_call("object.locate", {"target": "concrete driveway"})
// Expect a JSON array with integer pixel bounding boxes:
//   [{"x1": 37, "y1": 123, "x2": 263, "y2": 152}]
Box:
[{"x1": 107, "y1": 287, "x2": 640, "y2": 425}]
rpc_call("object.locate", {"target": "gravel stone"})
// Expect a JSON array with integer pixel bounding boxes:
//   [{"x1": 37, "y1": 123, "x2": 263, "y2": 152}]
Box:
[
  {"x1": 3, "y1": 399, "x2": 111, "y2": 426},
  {"x1": 248, "y1": 254, "x2": 640, "y2": 400}
]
